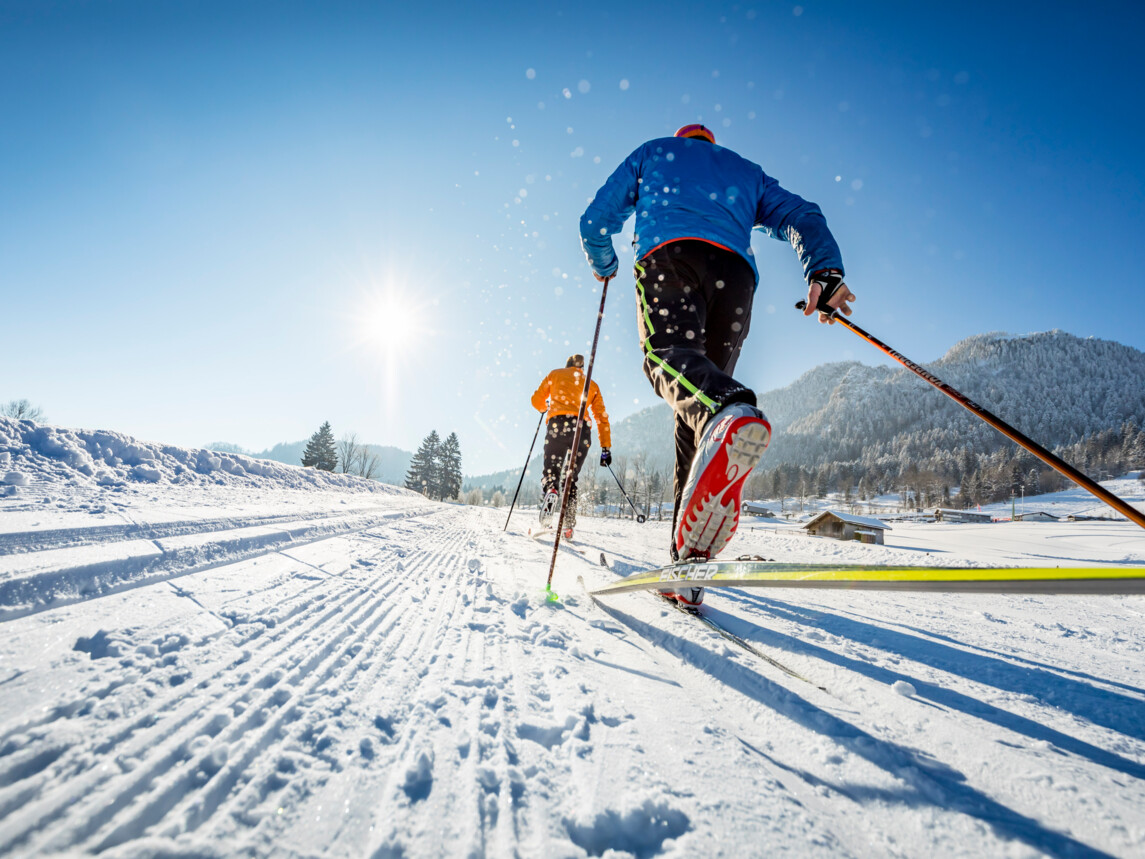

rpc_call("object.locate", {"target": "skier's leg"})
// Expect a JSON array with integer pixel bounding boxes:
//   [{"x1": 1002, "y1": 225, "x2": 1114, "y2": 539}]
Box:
[
  {"x1": 669, "y1": 413, "x2": 695, "y2": 561},
  {"x1": 635, "y1": 241, "x2": 757, "y2": 442},
  {"x1": 702, "y1": 246, "x2": 756, "y2": 383},
  {"x1": 569, "y1": 423, "x2": 592, "y2": 481},
  {"x1": 672, "y1": 247, "x2": 770, "y2": 566},
  {"x1": 541, "y1": 418, "x2": 565, "y2": 494},
  {"x1": 563, "y1": 425, "x2": 592, "y2": 530},
  {"x1": 539, "y1": 417, "x2": 570, "y2": 524}
]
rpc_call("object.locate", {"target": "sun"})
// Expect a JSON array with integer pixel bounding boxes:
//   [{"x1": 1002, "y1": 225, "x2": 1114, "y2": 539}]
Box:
[{"x1": 358, "y1": 287, "x2": 426, "y2": 358}]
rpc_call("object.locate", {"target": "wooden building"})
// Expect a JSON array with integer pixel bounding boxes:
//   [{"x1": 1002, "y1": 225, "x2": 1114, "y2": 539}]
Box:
[
  {"x1": 742, "y1": 501, "x2": 776, "y2": 518},
  {"x1": 803, "y1": 510, "x2": 891, "y2": 545}
]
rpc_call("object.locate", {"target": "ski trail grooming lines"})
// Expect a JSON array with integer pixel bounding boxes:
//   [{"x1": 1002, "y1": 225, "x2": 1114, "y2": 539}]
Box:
[
  {"x1": 797, "y1": 299, "x2": 1145, "y2": 532},
  {"x1": 504, "y1": 410, "x2": 546, "y2": 531},
  {"x1": 545, "y1": 276, "x2": 612, "y2": 603}
]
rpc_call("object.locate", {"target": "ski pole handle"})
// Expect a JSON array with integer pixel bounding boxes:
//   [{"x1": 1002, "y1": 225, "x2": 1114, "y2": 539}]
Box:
[{"x1": 794, "y1": 299, "x2": 839, "y2": 319}]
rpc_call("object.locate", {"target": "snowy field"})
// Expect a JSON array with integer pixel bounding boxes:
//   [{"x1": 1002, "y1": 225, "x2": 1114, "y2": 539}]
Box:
[{"x1": 2, "y1": 418, "x2": 1145, "y2": 858}]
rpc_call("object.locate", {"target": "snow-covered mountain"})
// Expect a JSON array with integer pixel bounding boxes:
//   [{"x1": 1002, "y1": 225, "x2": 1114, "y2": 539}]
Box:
[
  {"x1": 467, "y1": 330, "x2": 1145, "y2": 496},
  {"x1": 763, "y1": 330, "x2": 1145, "y2": 472},
  {"x1": 567, "y1": 329, "x2": 1145, "y2": 482}
]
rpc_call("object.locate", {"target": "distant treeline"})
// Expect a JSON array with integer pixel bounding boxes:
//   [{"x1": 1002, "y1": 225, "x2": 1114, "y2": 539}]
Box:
[{"x1": 743, "y1": 421, "x2": 1145, "y2": 512}]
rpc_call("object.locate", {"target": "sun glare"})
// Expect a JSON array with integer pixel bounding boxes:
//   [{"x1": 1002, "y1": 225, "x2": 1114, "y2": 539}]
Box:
[{"x1": 359, "y1": 288, "x2": 425, "y2": 359}]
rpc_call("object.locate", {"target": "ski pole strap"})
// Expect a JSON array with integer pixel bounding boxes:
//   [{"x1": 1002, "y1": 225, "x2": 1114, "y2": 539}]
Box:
[{"x1": 807, "y1": 269, "x2": 845, "y2": 313}]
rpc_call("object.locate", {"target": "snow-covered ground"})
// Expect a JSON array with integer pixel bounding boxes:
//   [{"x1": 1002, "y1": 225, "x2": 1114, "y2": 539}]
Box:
[{"x1": 3, "y1": 418, "x2": 1145, "y2": 858}]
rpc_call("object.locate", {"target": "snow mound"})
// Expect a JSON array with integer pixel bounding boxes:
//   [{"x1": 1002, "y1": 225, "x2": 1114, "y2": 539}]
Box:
[
  {"x1": 0, "y1": 418, "x2": 401, "y2": 496},
  {"x1": 563, "y1": 798, "x2": 691, "y2": 857},
  {"x1": 892, "y1": 679, "x2": 917, "y2": 697}
]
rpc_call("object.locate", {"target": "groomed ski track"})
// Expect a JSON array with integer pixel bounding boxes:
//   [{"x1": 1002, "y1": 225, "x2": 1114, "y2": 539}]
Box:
[{"x1": 2, "y1": 501, "x2": 1145, "y2": 857}]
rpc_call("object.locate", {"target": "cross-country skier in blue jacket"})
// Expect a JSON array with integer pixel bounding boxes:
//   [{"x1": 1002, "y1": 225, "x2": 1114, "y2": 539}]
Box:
[{"x1": 580, "y1": 124, "x2": 855, "y2": 607}]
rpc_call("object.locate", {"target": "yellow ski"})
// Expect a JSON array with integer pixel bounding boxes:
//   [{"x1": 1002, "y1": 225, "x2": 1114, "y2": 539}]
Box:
[{"x1": 589, "y1": 560, "x2": 1145, "y2": 596}]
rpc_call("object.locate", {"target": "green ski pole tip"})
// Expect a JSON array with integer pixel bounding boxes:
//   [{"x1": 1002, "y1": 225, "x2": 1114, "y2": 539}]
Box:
[{"x1": 544, "y1": 585, "x2": 560, "y2": 603}]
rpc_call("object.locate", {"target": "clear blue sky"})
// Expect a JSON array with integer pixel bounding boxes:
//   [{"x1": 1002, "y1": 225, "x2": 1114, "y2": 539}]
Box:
[{"x1": 3, "y1": 1, "x2": 1143, "y2": 474}]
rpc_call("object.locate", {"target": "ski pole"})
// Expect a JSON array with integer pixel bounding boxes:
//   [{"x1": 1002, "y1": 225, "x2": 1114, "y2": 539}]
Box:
[
  {"x1": 607, "y1": 463, "x2": 647, "y2": 523},
  {"x1": 503, "y1": 410, "x2": 547, "y2": 531},
  {"x1": 546, "y1": 276, "x2": 612, "y2": 600},
  {"x1": 796, "y1": 299, "x2": 1145, "y2": 531}
]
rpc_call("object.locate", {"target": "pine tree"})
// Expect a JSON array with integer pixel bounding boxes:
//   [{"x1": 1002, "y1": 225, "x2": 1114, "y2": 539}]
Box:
[
  {"x1": 1133, "y1": 427, "x2": 1145, "y2": 470},
  {"x1": 439, "y1": 432, "x2": 463, "y2": 501},
  {"x1": 406, "y1": 431, "x2": 441, "y2": 497},
  {"x1": 302, "y1": 422, "x2": 338, "y2": 471}
]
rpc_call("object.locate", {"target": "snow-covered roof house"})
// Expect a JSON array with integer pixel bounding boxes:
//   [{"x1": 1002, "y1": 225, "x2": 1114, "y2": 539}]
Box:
[
  {"x1": 742, "y1": 501, "x2": 775, "y2": 517},
  {"x1": 933, "y1": 508, "x2": 993, "y2": 524},
  {"x1": 1015, "y1": 511, "x2": 1059, "y2": 522},
  {"x1": 803, "y1": 510, "x2": 891, "y2": 545}
]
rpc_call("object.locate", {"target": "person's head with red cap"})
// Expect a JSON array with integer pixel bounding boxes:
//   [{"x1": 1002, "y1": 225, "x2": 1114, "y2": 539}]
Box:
[{"x1": 674, "y1": 123, "x2": 715, "y2": 144}]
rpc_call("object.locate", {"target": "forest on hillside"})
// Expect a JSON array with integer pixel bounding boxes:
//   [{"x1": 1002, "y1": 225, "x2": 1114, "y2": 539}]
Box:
[{"x1": 495, "y1": 331, "x2": 1145, "y2": 519}]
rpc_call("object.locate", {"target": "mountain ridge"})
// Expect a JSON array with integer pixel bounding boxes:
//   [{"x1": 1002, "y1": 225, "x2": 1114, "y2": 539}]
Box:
[{"x1": 464, "y1": 329, "x2": 1145, "y2": 494}]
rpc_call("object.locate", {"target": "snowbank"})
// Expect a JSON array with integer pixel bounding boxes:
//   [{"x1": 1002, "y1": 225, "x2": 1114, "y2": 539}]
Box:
[
  {"x1": 0, "y1": 417, "x2": 401, "y2": 496},
  {"x1": 0, "y1": 418, "x2": 431, "y2": 619}
]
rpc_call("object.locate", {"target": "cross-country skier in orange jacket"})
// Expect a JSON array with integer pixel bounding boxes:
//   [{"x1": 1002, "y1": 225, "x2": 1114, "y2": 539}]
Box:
[{"x1": 531, "y1": 354, "x2": 612, "y2": 532}]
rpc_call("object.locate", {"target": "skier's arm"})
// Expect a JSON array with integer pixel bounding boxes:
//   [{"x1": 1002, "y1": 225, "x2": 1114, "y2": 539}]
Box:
[
  {"x1": 531, "y1": 374, "x2": 553, "y2": 412},
  {"x1": 588, "y1": 383, "x2": 611, "y2": 449},
  {"x1": 580, "y1": 149, "x2": 642, "y2": 279},
  {"x1": 754, "y1": 173, "x2": 844, "y2": 281},
  {"x1": 754, "y1": 172, "x2": 854, "y2": 323}
]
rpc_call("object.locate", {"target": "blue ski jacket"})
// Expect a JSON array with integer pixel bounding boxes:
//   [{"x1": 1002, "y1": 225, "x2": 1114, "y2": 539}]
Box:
[{"x1": 580, "y1": 136, "x2": 843, "y2": 286}]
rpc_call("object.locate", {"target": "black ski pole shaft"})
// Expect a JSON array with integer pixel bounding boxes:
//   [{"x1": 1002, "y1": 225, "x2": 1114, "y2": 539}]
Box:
[
  {"x1": 796, "y1": 300, "x2": 1145, "y2": 531},
  {"x1": 546, "y1": 276, "x2": 611, "y2": 594},
  {"x1": 607, "y1": 463, "x2": 646, "y2": 523},
  {"x1": 504, "y1": 410, "x2": 547, "y2": 531}
]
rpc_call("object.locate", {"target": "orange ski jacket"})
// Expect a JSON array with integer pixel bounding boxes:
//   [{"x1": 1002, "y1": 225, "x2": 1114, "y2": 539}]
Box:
[{"x1": 531, "y1": 367, "x2": 612, "y2": 448}]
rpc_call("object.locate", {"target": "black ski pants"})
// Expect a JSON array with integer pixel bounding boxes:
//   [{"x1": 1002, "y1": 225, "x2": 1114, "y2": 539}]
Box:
[
  {"x1": 633, "y1": 240, "x2": 757, "y2": 536},
  {"x1": 541, "y1": 414, "x2": 593, "y2": 506}
]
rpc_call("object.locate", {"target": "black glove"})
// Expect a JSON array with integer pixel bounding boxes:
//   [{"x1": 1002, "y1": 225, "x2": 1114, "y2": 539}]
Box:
[
  {"x1": 808, "y1": 269, "x2": 846, "y2": 312},
  {"x1": 600, "y1": 448, "x2": 612, "y2": 467}
]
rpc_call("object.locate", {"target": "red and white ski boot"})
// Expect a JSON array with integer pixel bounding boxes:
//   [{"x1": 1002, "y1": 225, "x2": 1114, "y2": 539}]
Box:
[{"x1": 675, "y1": 403, "x2": 770, "y2": 561}]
